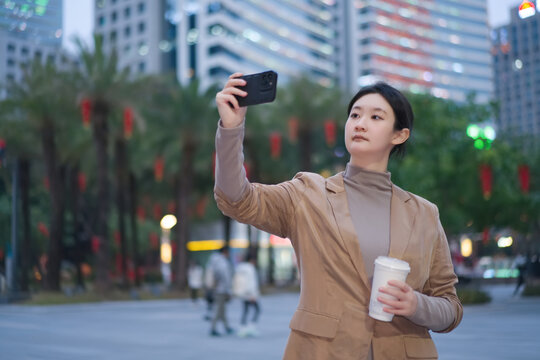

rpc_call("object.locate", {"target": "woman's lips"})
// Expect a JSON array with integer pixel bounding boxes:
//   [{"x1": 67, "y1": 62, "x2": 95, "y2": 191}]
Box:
[{"x1": 352, "y1": 135, "x2": 368, "y2": 141}]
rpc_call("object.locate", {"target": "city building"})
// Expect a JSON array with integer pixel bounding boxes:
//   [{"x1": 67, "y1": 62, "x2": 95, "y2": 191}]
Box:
[
  {"x1": 492, "y1": 1, "x2": 540, "y2": 137},
  {"x1": 98, "y1": 0, "x2": 494, "y2": 103},
  {"x1": 338, "y1": 0, "x2": 493, "y2": 103},
  {"x1": 93, "y1": 0, "x2": 176, "y2": 76},
  {"x1": 0, "y1": 0, "x2": 64, "y2": 87},
  {"x1": 175, "y1": 0, "x2": 338, "y2": 89}
]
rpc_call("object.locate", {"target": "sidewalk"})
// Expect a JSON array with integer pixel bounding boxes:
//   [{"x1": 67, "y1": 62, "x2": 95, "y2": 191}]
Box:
[{"x1": 0, "y1": 284, "x2": 538, "y2": 359}]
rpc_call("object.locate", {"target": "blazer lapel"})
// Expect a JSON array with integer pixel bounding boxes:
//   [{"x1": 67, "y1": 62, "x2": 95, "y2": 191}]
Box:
[
  {"x1": 388, "y1": 185, "x2": 416, "y2": 259},
  {"x1": 326, "y1": 173, "x2": 371, "y2": 290}
]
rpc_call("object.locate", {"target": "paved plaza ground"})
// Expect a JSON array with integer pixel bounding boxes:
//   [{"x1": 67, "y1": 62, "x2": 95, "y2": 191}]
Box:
[{"x1": 0, "y1": 284, "x2": 539, "y2": 359}]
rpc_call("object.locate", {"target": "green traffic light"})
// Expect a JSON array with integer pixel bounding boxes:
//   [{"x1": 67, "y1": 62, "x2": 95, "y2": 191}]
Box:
[
  {"x1": 484, "y1": 126, "x2": 496, "y2": 141},
  {"x1": 467, "y1": 124, "x2": 481, "y2": 139},
  {"x1": 474, "y1": 139, "x2": 485, "y2": 150}
]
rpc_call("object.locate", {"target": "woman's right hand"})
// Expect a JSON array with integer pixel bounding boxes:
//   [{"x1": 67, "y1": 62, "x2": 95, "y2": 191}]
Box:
[{"x1": 216, "y1": 73, "x2": 248, "y2": 128}]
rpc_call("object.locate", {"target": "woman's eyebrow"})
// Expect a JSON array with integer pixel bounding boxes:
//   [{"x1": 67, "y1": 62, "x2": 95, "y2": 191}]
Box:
[{"x1": 351, "y1": 105, "x2": 388, "y2": 115}]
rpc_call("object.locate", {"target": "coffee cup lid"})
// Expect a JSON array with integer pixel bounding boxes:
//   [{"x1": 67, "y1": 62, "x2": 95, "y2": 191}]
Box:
[{"x1": 375, "y1": 256, "x2": 410, "y2": 272}]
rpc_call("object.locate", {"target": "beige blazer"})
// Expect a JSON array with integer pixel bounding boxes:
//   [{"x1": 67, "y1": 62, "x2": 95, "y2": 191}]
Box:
[{"x1": 215, "y1": 171, "x2": 463, "y2": 360}]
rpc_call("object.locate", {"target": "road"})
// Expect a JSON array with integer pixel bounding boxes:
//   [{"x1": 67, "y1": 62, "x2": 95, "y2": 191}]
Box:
[{"x1": 0, "y1": 284, "x2": 538, "y2": 359}]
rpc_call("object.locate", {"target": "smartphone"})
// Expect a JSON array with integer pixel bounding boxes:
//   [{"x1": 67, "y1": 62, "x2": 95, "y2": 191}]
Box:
[{"x1": 234, "y1": 70, "x2": 278, "y2": 107}]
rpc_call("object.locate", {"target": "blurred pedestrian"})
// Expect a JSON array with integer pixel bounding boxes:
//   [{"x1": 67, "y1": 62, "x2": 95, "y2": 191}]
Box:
[
  {"x1": 214, "y1": 76, "x2": 463, "y2": 359},
  {"x1": 203, "y1": 252, "x2": 218, "y2": 321},
  {"x1": 188, "y1": 260, "x2": 203, "y2": 305},
  {"x1": 208, "y1": 246, "x2": 234, "y2": 336},
  {"x1": 513, "y1": 253, "x2": 528, "y2": 296},
  {"x1": 233, "y1": 253, "x2": 261, "y2": 337}
]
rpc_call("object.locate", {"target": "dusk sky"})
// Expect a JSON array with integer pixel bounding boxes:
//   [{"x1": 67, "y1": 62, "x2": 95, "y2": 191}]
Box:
[{"x1": 62, "y1": 0, "x2": 529, "y2": 52}]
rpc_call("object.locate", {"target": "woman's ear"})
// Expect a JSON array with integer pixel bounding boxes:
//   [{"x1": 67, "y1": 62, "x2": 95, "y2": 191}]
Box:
[{"x1": 391, "y1": 128, "x2": 410, "y2": 145}]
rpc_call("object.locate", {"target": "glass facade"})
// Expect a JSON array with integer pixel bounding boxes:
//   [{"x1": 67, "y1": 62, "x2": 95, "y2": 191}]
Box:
[
  {"x1": 492, "y1": 6, "x2": 540, "y2": 137},
  {"x1": 177, "y1": 0, "x2": 337, "y2": 88},
  {"x1": 344, "y1": 0, "x2": 492, "y2": 103},
  {"x1": 0, "y1": 0, "x2": 63, "y2": 46}
]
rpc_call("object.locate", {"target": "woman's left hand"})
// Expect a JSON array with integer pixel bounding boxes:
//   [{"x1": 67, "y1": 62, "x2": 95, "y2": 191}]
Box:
[{"x1": 377, "y1": 280, "x2": 418, "y2": 317}]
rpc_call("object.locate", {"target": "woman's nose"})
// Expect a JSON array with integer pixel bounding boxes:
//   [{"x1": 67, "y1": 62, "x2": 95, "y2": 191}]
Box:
[{"x1": 355, "y1": 118, "x2": 367, "y2": 132}]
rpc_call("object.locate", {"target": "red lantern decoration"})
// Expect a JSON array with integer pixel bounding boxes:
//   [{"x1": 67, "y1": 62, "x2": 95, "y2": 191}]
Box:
[
  {"x1": 114, "y1": 230, "x2": 121, "y2": 247},
  {"x1": 136, "y1": 206, "x2": 145, "y2": 221},
  {"x1": 37, "y1": 222, "x2": 49, "y2": 238},
  {"x1": 518, "y1": 165, "x2": 530, "y2": 194},
  {"x1": 324, "y1": 120, "x2": 336, "y2": 147},
  {"x1": 78, "y1": 172, "x2": 87, "y2": 192},
  {"x1": 270, "y1": 132, "x2": 282, "y2": 159},
  {"x1": 479, "y1": 164, "x2": 492, "y2": 199},
  {"x1": 153, "y1": 203, "x2": 161, "y2": 220},
  {"x1": 0, "y1": 248, "x2": 4, "y2": 260},
  {"x1": 43, "y1": 177, "x2": 50, "y2": 191},
  {"x1": 243, "y1": 162, "x2": 250, "y2": 181},
  {"x1": 196, "y1": 196, "x2": 208, "y2": 217},
  {"x1": 115, "y1": 254, "x2": 122, "y2": 274},
  {"x1": 91, "y1": 236, "x2": 100, "y2": 253},
  {"x1": 154, "y1": 156, "x2": 164, "y2": 182},
  {"x1": 123, "y1": 107, "x2": 134, "y2": 139},
  {"x1": 81, "y1": 98, "x2": 91, "y2": 128},
  {"x1": 149, "y1": 232, "x2": 159, "y2": 249},
  {"x1": 172, "y1": 242, "x2": 177, "y2": 255},
  {"x1": 0, "y1": 138, "x2": 5, "y2": 168},
  {"x1": 167, "y1": 201, "x2": 176, "y2": 214},
  {"x1": 482, "y1": 227, "x2": 489, "y2": 245},
  {"x1": 288, "y1": 117, "x2": 299, "y2": 143}
]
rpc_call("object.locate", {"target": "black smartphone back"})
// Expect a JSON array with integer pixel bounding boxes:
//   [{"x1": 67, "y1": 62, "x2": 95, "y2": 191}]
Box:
[{"x1": 235, "y1": 70, "x2": 278, "y2": 107}]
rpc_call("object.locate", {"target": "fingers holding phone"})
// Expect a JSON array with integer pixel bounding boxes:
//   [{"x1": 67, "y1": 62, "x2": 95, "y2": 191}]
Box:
[{"x1": 216, "y1": 73, "x2": 248, "y2": 128}]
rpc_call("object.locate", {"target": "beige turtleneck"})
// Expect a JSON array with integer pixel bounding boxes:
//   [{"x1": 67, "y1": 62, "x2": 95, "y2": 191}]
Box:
[
  {"x1": 343, "y1": 164, "x2": 392, "y2": 282},
  {"x1": 214, "y1": 120, "x2": 456, "y2": 336}
]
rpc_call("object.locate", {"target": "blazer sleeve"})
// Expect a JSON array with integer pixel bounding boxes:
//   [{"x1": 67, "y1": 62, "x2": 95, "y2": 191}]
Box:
[
  {"x1": 213, "y1": 120, "x2": 307, "y2": 238},
  {"x1": 421, "y1": 205, "x2": 464, "y2": 333},
  {"x1": 214, "y1": 176, "x2": 306, "y2": 239}
]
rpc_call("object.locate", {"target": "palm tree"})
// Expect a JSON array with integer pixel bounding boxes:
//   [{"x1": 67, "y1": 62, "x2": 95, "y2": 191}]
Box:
[
  {"x1": 274, "y1": 75, "x2": 346, "y2": 172},
  {"x1": 1, "y1": 58, "x2": 80, "y2": 291},
  {"x1": 144, "y1": 77, "x2": 217, "y2": 289},
  {"x1": 0, "y1": 97, "x2": 40, "y2": 291},
  {"x1": 74, "y1": 34, "x2": 132, "y2": 292}
]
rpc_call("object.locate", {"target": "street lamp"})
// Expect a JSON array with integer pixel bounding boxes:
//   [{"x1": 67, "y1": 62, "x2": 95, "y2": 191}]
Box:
[{"x1": 160, "y1": 214, "x2": 177, "y2": 287}]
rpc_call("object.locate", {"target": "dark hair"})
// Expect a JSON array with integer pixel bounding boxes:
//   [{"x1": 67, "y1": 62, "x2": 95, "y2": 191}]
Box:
[{"x1": 347, "y1": 82, "x2": 414, "y2": 157}]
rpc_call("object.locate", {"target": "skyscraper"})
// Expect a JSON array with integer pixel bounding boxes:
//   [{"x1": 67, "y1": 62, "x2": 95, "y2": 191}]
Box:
[
  {"x1": 93, "y1": 0, "x2": 176, "y2": 76},
  {"x1": 0, "y1": 0, "x2": 63, "y2": 46},
  {"x1": 338, "y1": 0, "x2": 493, "y2": 103},
  {"x1": 492, "y1": 2, "x2": 540, "y2": 138},
  {"x1": 0, "y1": 0, "x2": 64, "y2": 88},
  {"x1": 175, "y1": 0, "x2": 337, "y2": 89}
]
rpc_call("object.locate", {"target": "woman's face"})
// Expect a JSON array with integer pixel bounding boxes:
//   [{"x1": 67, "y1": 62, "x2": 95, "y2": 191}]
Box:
[{"x1": 344, "y1": 93, "x2": 408, "y2": 161}]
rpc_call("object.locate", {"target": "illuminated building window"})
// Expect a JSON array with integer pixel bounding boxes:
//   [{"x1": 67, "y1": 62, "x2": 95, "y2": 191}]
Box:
[{"x1": 99, "y1": 15, "x2": 105, "y2": 26}]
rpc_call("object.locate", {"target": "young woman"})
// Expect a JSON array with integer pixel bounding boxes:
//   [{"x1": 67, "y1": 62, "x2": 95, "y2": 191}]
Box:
[{"x1": 214, "y1": 73, "x2": 462, "y2": 359}]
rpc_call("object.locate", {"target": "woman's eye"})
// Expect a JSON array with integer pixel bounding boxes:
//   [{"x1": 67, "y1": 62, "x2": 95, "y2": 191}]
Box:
[
  {"x1": 350, "y1": 113, "x2": 359, "y2": 119},
  {"x1": 372, "y1": 115, "x2": 383, "y2": 120}
]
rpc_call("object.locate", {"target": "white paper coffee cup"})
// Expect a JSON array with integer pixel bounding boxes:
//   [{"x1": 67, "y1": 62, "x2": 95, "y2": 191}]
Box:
[{"x1": 369, "y1": 256, "x2": 411, "y2": 322}]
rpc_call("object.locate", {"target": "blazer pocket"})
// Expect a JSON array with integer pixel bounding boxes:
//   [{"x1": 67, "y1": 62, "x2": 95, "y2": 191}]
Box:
[
  {"x1": 289, "y1": 309, "x2": 340, "y2": 339},
  {"x1": 403, "y1": 336, "x2": 438, "y2": 359}
]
